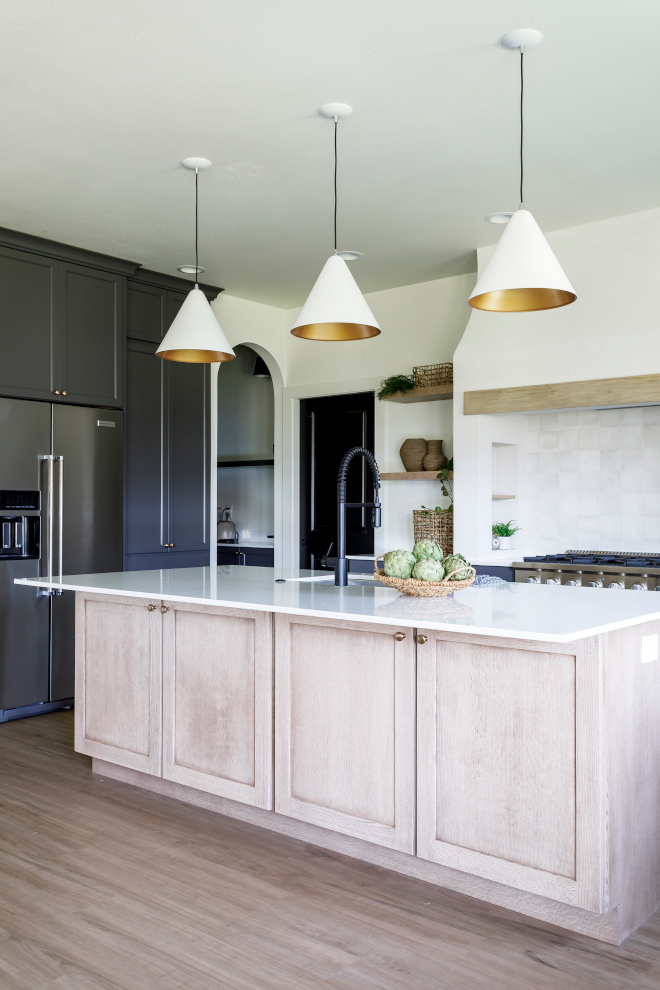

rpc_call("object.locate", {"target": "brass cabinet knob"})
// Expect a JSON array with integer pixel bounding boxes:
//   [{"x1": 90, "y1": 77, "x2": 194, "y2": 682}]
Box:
[
  {"x1": 147, "y1": 604, "x2": 157, "y2": 611},
  {"x1": 53, "y1": 390, "x2": 61, "y2": 395},
  {"x1": 161, "y1": 606, "x2": 169, "y2": 613},
  {"x1": 417, "y1": 635, "x2": 428, "y2": 645},
  {"x1": 163, "y1": 543, "x2": 176, "y2": 547},
  {"x1": 394, "y1": 631, "x2": 406, "y2": 641},
  {"x1": 62, "y1": 390, "x2": 68, "y2": 395}
]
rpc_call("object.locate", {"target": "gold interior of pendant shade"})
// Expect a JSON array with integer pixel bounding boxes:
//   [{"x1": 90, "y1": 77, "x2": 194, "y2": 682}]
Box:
[
  {"x1": 291, "y1": 322, "x2": 381, "y2": 341},
  {"x1": 157, "y1": 349, "x2": 236, "y2": 363},
  {"x1": 469, "y1": 287, "x2": 577, "y2": 312}
]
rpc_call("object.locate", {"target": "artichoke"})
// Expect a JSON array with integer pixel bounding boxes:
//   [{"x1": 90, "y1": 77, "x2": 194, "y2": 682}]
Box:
[
  {"x1": 412, "y1": 558, "x2": 445, "y2": 581},
  {"x1": 383, "y1": 551, "x2": 414, "y2": 579},
  {"x1": 443, "y1": 554, "x2": 471, "y2": 581},
  {"x1": 412, "y1": 539, "x2": 444, "y2": 562}
]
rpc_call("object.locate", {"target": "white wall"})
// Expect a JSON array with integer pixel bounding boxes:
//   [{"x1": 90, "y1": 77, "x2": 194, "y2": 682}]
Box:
[{"x1": 454, "y1": 207, "x2": 660, "y2": 563}]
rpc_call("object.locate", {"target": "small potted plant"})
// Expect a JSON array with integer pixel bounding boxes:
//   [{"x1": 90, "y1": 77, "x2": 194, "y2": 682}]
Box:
[{"x1": 492, "y1": 520, "x2": 520, "y2": 550}]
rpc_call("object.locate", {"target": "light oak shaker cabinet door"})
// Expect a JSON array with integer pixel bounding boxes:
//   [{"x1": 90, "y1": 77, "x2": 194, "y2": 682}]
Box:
[
  {"x1": 275, "y1": 614, "x2": 416, "y2": 853},
  {"x1": 416, "y1": 631, "x2": 604, "y2": 913},
  {"x1": 75, "y1": 592, "x2": 162, "y2": 775},
  {"x1": 162, "y1": 602, "x2": 273, "y2": 809}
]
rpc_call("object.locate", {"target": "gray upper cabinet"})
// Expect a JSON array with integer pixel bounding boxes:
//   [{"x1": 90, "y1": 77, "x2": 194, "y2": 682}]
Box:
[
  {"x1": 58, "y1": 262, "x2": 124, "y2": 407},
  {"x1": 0, "y1": 246, "x2": 58, "y2": 401},
  {"x1": 127, "y1": 282, "x2": 166, "y2": 343},
  {"x1": 0, "y1": 245, "x2": 124, "y2": 407}
]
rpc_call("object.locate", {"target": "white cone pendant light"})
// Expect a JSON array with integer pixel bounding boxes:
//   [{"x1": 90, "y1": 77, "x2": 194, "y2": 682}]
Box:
[
  {"x1": 291, "y1": 254, "x2": 380, "y2": 340},
  {"x1": 468, "y1": 31, "x2": 576, "y2": 313},
  {"x1": 291, "y1": 104, "x2": 380, "y2": 341},
  {"x1": 157, "y1": 159, "x2": 236, "y2": 363},
  {"x1": 157, "y1": 284, "x2": 235, "y2": 362}
]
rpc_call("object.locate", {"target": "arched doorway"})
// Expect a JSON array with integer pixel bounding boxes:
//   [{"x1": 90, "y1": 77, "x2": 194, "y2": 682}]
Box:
[{"x1": 216, "y1": 344, "x2": 276, "y2": 563}]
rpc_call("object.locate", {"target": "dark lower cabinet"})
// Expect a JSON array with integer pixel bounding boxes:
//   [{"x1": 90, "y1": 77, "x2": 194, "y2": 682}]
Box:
[
  {"x1": 125, "y1": 336, "x2": 210, "y2": 570},
  {"x1": 217, "y1": 546, "x2": 274, "y2": 567}
]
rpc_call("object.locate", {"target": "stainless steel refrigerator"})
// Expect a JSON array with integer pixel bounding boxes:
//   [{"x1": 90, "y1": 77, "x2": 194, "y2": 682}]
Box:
[{"x1": 0, "y1": 397, "x2": 122, "y2": 721}]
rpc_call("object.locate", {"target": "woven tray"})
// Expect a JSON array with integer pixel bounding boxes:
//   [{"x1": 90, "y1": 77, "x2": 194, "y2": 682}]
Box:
[{"x1": 373, "y1": 555, "x2": 476, "y2": 597}]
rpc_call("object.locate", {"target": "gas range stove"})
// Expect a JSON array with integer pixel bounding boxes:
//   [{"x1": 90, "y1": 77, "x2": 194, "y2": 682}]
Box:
[{"x1": 513, "y1": 551, "x2": 660, "y2": 590}]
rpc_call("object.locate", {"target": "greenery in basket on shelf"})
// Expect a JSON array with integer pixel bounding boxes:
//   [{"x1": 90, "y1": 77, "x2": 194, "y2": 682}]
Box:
[
  {"x1": 491, "y1": 520, "x2": 521, "y2": 537},
  {"x1": 376, "y1": 373, "x2": 417, "y2": 398}
]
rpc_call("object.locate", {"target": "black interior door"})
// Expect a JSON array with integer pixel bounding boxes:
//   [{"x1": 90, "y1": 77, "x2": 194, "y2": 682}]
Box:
[{"x1": 299, "y1": 392, "x2": 375, "y2": 569}]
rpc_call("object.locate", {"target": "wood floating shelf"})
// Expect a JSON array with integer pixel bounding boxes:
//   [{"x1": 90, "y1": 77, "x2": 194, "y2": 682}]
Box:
[
  {"x1": 464, "y1": 373, "x2": 660, "y2": 416},
  {"x1": 381, "y1": 384, "x2": 453, "y2": 404},
  {"x1": 492, "y1": 493, "x2": 516, "y2": 500},
  {"x1": 380, "y1": 470, "x2": 454, "y2": 481},
  {"x1": 217, "y1": 459, "x2": 274, "y2": 468}
]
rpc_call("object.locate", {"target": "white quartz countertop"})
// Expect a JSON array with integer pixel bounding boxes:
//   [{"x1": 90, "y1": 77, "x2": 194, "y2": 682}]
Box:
[{"x1": 15, "y1": 567, "x2": 660, "y2": 643}]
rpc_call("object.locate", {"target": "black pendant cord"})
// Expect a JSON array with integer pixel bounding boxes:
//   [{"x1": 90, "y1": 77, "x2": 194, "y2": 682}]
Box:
[
  {"x1": 519, "y1": 49, "x2": 524, "y2": 209},
  {"x1": 195, "y1": 167, "x2": 199, "y2": 286},
  {"x1": 334, "y1": 115, "x2": 338, "y2": 253}
]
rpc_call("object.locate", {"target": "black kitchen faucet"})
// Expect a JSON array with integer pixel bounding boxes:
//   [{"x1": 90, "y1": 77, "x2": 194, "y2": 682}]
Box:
[{"x1": 332, "y1": 446, "x2": 381, "y2": 586}]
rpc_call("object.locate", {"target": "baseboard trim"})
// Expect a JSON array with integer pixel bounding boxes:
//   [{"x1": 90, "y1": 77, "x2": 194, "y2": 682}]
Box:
[{"x1": 92, "y1": 757, "x2": 621, "y2": 944}]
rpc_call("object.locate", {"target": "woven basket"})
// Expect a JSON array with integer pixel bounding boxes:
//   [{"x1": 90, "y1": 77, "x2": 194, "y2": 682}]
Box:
[
  {"x1": 413, "y1": 510, "x2": 453, "y2": 557},
  {"x1": 373, "y1": 556, "x2": 476, "y2": 597},
  {"x1": 412, "y1": 363, "x2": 453, "y2": 388}
]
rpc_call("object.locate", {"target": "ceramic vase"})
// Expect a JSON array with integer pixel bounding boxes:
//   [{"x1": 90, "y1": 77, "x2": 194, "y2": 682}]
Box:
[
  {"x1": 422, "y1": 440, "x2": 447, "y2": 471},
  {"x1": 496, "y1": 536, "x2": 513, "y2": 550},
  {"x1": 399, "y1": 438, "x2": 427, "y2": 472}
]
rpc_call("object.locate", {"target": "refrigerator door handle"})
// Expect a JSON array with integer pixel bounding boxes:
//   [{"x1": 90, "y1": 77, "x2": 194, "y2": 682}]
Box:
[
  {"x1": 55, "y1": 455, "x2": 63, "y2": 589},
  {"x1": 40, "y1": 454, "x2": 64, "y2": 596}
]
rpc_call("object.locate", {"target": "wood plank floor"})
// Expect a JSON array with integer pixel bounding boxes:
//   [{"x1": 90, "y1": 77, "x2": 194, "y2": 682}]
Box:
[{"x1": 1, "y1": 713, "x2": 659, "y2": 990}]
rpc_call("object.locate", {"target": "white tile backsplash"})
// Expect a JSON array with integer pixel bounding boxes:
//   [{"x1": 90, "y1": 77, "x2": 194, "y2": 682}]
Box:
[
  {"x1": 579, "y1": 449, "x2": 600, "y2": 471},
  {"x1": 539, "y1": 431, "x2": 558, "y2": 450},
  {"x1": 526, "y1": 408, "x2": 660, "y2": 552},
  {"x1": 559, "y1": 450, "x2": 580, "y2": 473},
  {"x1": 621, "y1": 407, "x2": 644, "y2": 426},
  {"x1": 644, "y1": 407, "x2": 660, "y2": 426}
]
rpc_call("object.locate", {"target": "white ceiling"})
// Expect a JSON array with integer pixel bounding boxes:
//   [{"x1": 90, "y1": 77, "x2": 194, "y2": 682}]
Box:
[{"x1": 0, "y1": 0, "x2": 659, "y2": 307}]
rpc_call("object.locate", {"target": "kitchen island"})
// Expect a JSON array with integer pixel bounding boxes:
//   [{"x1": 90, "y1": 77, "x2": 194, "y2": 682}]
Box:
[{"x1": 16, "y1": 567, "x2": 660, "y2": 944}]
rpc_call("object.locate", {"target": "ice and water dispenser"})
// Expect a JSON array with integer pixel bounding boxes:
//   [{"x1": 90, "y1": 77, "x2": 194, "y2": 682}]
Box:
[{"x1": 0, "y1": 490, "x2": 40, "y2": 560}]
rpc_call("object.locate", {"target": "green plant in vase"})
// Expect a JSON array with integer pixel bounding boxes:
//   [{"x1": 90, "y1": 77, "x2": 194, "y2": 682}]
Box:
[{"x1": 492, "y1": 519, "x2": 521, "y2": 550}]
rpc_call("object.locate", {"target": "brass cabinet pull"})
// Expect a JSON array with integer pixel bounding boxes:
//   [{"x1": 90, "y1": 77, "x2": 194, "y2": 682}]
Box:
[
  {"x1": 417, "y1": 634, "x2": 428, "y2": 645},
  {"x1": 394, "y1": 631, "x2": 406, "y2": 641},
  {"x1": 163, "y1": 543, "x2": 175, "y2": 547},
  {"x1": 53, "y1": 390, "x2": 61, "y2": 395},
  {"x1": 161, "y1": 606, "x2": 169, "y2": 613},
  {"x1": 62, "y1": 390, "x2": 68, "y2": 395},
  {"x1": 147, "y1": 604, "x2": 157, "y2": 611}
]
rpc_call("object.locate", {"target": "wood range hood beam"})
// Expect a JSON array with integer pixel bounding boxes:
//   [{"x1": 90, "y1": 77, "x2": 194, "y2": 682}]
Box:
[{"x1": 464, "y1": 374, "x2": 660, "y2": 416}]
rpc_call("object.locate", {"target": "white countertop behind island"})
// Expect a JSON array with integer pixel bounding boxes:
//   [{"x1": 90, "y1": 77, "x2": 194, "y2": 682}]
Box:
[{"x1": 15, "y1": 566, "x2": 660, "y2": 643}]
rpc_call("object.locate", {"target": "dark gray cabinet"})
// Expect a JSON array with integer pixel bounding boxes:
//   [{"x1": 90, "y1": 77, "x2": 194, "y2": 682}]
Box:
[
  {"x1": 0, "y1": 245, "x2": 123, "y2": 407},
  {"x1": 58, "y1": 262, "x2": 123, "y2": 406},
  {"x1": 125, "y1": 332, "x2": 210, "y2": 570},
  {"x1": 127, "y1": 282, "x2": 167, "y2": 343},
  {"x1": 0, "y1": 246, "x2": 58, "y2": 401},
  {"x1": 217, "y1": 546, "x2": 274, "y2": 567}
]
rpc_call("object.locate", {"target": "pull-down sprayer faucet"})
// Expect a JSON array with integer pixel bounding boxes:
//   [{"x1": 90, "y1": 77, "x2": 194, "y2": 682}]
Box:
[{"x1": 335, "y1": 446, "x2": 381, "y2": 586}]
